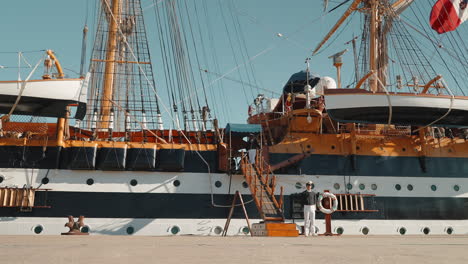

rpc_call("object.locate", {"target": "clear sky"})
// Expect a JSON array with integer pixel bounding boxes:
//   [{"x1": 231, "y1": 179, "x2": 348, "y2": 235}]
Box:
[{"x1": 0, "y1": 0, "x2": 461, "y2": 127}]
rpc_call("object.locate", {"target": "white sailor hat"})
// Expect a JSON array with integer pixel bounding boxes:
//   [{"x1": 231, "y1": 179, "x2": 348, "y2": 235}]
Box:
[{"x1": 306, "y1": 181, "x2": 313, "y2": 185}]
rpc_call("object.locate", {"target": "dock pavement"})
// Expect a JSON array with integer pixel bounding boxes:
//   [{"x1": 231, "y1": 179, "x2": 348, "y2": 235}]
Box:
[{"x1": 1, "y1": 235, "x2": 467, "y2": 264}]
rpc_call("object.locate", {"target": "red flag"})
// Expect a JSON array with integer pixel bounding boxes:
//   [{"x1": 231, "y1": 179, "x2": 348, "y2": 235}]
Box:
[{"x1": 430, "y1": 0, "x2": 468, "y2": 34}]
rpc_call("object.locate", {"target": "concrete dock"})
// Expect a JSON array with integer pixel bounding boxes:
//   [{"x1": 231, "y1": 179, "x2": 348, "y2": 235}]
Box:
[{"x1": 1, "y1": 235, "x2": 467, "y2": 264}]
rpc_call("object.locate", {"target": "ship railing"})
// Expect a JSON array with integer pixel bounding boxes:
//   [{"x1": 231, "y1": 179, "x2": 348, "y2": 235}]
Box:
[{"x1": 337, "y1": 122, "x2": 411, "y2": 137}]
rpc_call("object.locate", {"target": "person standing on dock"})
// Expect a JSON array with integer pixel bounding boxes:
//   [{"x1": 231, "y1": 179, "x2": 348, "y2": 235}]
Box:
[
  {"x1": 302, "y1": 181, "x2": 318, "y2": 236},
  {"x1": 247, "y1": 134, "x2": 259, "y2": 165}
]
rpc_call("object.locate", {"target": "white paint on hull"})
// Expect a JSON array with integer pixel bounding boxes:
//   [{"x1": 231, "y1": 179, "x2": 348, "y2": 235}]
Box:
[
  {"x1": 1, "y1": 217, "x2": 467, "y2": 236},
  {"x1": 325, "y1": 93, "x2": 468, "y2": 111},
  {"x1": 0, "y1": 79, "x2": 84, "y2": 102},
  {"x1": 0, "y1": 169, "x2": 466, "y2": 198}
]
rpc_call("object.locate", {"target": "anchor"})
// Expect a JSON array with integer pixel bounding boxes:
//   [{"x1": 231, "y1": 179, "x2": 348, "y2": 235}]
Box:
[{"x1": 61, "y1": 215, "x2": 89, "y2": 235}]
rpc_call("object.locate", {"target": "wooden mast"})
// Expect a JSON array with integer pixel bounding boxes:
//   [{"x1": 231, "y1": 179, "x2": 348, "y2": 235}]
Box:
[
  {"x1": 369, "y1": 0, "x2": 379, "y2": 92},
  {"x1": 99, "y1": 0, "x2": 121, "y2": 130}
]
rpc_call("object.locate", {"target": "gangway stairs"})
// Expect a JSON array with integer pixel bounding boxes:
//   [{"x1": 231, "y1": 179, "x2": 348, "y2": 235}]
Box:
[{"x1": 239, "y1": 153, "x2": 298, "y2": 237}]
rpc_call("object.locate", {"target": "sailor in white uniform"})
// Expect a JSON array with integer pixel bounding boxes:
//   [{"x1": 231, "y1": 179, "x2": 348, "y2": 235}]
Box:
[{"x1": 302, "y1": 181, "x2": 318, "y2": 236}]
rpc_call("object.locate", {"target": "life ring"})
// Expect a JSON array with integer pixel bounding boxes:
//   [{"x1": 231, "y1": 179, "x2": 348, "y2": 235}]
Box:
[{"x1": 316, "y1": 192, "x2": 338, "y2": 214}]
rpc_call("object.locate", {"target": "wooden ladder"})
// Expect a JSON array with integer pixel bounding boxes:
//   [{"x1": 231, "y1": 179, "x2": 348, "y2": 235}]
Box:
[{"x1": 240, "y1": 152, "x2": 284, "y2": 222}]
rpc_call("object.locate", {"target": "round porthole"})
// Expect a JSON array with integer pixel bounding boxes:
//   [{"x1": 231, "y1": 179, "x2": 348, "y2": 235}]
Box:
[
  {"x1": 346, "y1": 183, "x2": 353, "y2": 190},
  {"x1": 215, "y1": 181, "x2": 222, "y2": 188},
  {"x1": 356, "y1": 146, "x2": 360, "y2": 150},
  {"x1": 402, "y1": 147, "x2": 406, "y2": 152},
  {"x1": 295, "y1": 182, "x2": 302, "y2": 189},
  {"x1": 170, "y1": 226, "x2": 180, "y2": 235},
  {"x1": 454, "y1": 185, "x2": 460, "y2": 192},
  {"x1": 371, "y1": 184, "x2": 378, "y2": 190},
  {"x1": 331, "y1": 145, "x2": 336, "y2": 150},
  {"x1": 398, "y1": 227, "x2": 406, "y2": 235},
  {"x1": 361, "y1": 227, "x2": 369, "y2": 235},
  {"x1": 41, "y1": 177, "x2": 49, "y2": 185},
  {"x1": 407, "y1": 184, "x2": 413, "y2": 191},
  {"x1": 86, "y1": 178, "x2": 94, "y2": 185},
  {"x1": 335, "y1": 227, "x2": 344, "y2": 235},
  {"x1": 242, "y1": 181, "x2": 249, "y2": 188},
  {"x1": 80, "y1": 225, "x2": 90, "y2": 233},
  {"x1": 33, "y1": 225, "x2": 43, "y2": 234},
  {"x1": 431, "y1": 185, "x2": 437, "y2": 191},
  {"x1": 241, "y1": 226, "x2": 250, "y2": 235},
  {"x1": 333, "y1": 183, "x2": 340, "y2": 190},
  {"x1": 0, "y1": 175, "x2": 4, "y2": 183},
  {"x1": 395, "y1": 184, "x2": 401, "y2": 191},
  {"x1": 423, "y1": 227, "x2": 430, "y2": 235},
  {"x1": 130, "y1": 179, "x2": 138, "y2": 186},
  {"x1": 446, "y1": 227, "x2": 454, "y2": 235},
  {"x1": 126, "y1": 226, "x2": 135, "y2": 235},
  {"x1": 173, "y1": 180, "x2": 180, "y2": 187},
  {"x1": 359, "y1": 183, "x2": 365, "y2": 190},
  {"x1": 213, "y1": 226, "x2": 223, "y2": 235}
]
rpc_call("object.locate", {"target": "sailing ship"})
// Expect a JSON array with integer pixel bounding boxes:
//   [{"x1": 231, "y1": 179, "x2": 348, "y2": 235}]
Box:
[{"x1": 0, "y1": 0, "x2": 468, "y2": 236}]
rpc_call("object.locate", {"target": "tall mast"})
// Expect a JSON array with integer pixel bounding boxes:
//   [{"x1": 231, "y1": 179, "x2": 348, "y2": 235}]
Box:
[
  {"x1": 369, "y1": 0, "x2": 379, "y2": 92},
  {"x1": 99, "y1": 0, "x2": 121, "y2": 130}
]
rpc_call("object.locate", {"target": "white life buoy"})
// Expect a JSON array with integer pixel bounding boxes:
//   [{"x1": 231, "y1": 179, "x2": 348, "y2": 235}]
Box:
[{"x1": 316, "y1": 192, "x2": 338, "y2": 214}]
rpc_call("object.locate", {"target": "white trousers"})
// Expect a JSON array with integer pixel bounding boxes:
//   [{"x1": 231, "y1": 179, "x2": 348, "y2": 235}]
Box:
[
  {"x1": 248, "y1": 149, "x2": 256, "y2": 164},
  {"x1": 304, "y1": 205, "x2": 316, "y2": 236}
]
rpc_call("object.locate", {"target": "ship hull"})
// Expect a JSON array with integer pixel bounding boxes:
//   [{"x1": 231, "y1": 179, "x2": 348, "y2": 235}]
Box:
[{"x1": 1, "y1": 168, "x2": 467, "y2": 235}]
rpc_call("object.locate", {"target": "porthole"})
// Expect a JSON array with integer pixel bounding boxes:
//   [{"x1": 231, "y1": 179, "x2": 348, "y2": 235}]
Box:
[
  {"x1": 213, "y1": 226, "x2": 223, "y2": 235},
  {"x1": 0, "y1": 175, "x2": 4, "y2": 183},
  {"x1": 295, "y1": 182, "x2": 302, "y2": 189},
  {"x1": 215, "y1": 181, "x2": 222, "y2": 188},
  {"x1": 307, "y1": 145, "x2": 311, "y2": 149},
  {"x1": 359, "y1": 183, "x2": 365, "y2": 190},
  {"x1": 423, "y1": 227, "x2": 430, "y2": 235},
  {"x1": 130, "y1": 179, "x2": 138, "y2": 186},
  {"x1": 80, "y1": 225, "x2": 90, "y2": 233},
  {"x1": 431, "y1": 185, "x2": 437, "y2": 191},
  {"x1": 446, "y1": 227, "x2": 454, "y2": 235},
  {"x1": 407, "y1": 184, "x2": 413, "y2": 191},
  {"x1": 41, "y1": 177, "x2": 49, "y2": 185},
  {"x1": 333, "y1": 183, "x2": 340, "y2": 190},
  {"x1": 356, "y1": 146, "x2": 360, "y2": 150},
  {"x1": 173, "y1": 180, "x2": 180, "y2": 187},
  {"x1": 361, "y1": 227, "x2": 369, "y2": 235},
  {"x1": 371, "y1": 184, "x2": 378, "y2": 190},
  {"x1": 33, "y1": 225, "x2": 43, "y2": 234},
  {"x1": 346, "y1": 183, "x2": 353, "y2": 190},
  {"x1": 331, "y1": 145, "x2": 336, "y2": 150},
  {"x1": 242, "y1": 181, "x2": 249, "y2": 188},
  {"x1": 402, "y1": 147, "x2": 406, "y2": 152},
  {"x1": 241, "y1": 226, "x2": 250, "y2": 235},
  {"x1": 126, "y1": 226, "x2": 135, "y2": 235},
  {"x1": 86, "y1": 178, "x2": 94, "y2": 185},
  {"x1": 335, "y1": 227, "x2": 344, "y2": 235},
  {"x1": 170, "y1": 226, "x2": 180, "y2": 235},
  {"x1": 398, "y1": 227, "x2": 406, "y2": 235},
  {"x1": 395, "y1": 184, "x2": 401, "y2": 191},
  {"x1": 454, "y1": 185, "x2": 460, "y2": 192}
]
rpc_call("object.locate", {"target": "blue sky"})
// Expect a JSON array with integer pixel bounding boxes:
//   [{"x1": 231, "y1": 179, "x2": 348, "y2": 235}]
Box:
[{"x1": 0, "y1": 0, "x2": 459, "y2": 127}]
